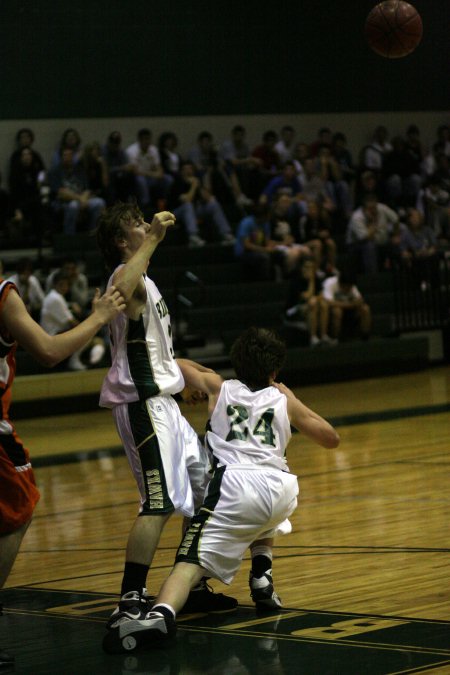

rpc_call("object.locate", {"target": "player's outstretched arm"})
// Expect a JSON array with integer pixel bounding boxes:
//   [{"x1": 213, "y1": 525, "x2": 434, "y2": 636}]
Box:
[
  {"x1": 273, "y1": 381, "x2": 340, "y2": 449},
  {"x1": 3, "y1": 286, "x2": 125, "y2": 367},
  {"x1": 177, "y1": 361, "x2": 223, "y2": 414}
]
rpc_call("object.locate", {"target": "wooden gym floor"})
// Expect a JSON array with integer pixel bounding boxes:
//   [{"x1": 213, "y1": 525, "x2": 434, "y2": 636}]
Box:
[{"x1": 2, "y1": 366, "x2": 450, "y2": 674}]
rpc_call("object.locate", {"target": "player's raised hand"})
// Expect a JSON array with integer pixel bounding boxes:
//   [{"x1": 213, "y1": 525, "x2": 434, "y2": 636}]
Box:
[{"x1": 148, "y1": 211, "x2": 176, "y2": 242}]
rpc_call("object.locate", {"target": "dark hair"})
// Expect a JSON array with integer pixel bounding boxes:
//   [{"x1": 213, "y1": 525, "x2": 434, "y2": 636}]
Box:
[
  {"x1": 263, "y1": 130, "x2": 277, "y2": 143},
  {"x1": 53, "y1": 270, "x2": 70, "y2": 287},
  {"x1": 232, "y1": 125, "x2": 245, "y2": 134},
  {"x1": 137, "y1": 128, "x2": 152, "y2": 139},
  {"x1": 230, "y1": 327, "x2": 286, "y2": 390},
  {"x1": 96, "y1": 201, "x2": 143, "y2": 270},
  {"x1": 16, "y1": 127, "x2": 34, "y2": 144}
]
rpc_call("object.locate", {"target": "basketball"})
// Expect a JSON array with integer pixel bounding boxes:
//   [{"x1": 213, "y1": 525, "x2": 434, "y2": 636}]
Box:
[{"x1": 365, "y1": 1, "x2": 423, "y2": 58}]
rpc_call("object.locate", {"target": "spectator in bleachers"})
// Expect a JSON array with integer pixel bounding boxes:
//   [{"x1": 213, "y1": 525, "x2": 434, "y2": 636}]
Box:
[
  {"x1": 399, "y1": 208, "x2": 441, "y2": 288},
  {"x1": 354, "y1": 169, "x2": 382, "y2": 207},
  {"x1": 309, "y1": 127, "x2": 333, "y2": 158},
  {"x1": 292, "y1": 141, "x2": 310, "y2": 183},
  {"x1": 275, "y1": 125, "x2": 296, "y2": 164},
  {"x1": 40, "y1": 270, "x2": 105, "y2": 371},
  {"x1": 166, "y1": 161, "x2": 234, "y2": 247},
  {"x1": 48, "y1": 148, "x2": 106, "y2": 235},
  {"x1": 158, "y1": 132, "x2": 182, "y2": 178},
  {"x1": 126, "y1": 128, "x2": 171, "y2": 210},
  {"x1": 251, "y1": 130, "x2": 282, "y2": 192},
  {"x1": 301, "y1": 157, "x2": 335, "y2": 214},
  {"x1": 405, "y1": 124, "x2": 426, "y2": 173},
  {"x1": 220, "y1": 125, "x2": 260, "y2": 201},
  {"x1": 283, "y1": 256, "x2": 325, "y2": 347},
  {"x1": 102, "y1": 131, "x2": 135, "y2": 203},
  {"x1": 9, "y1": 128, "x2": 45, "y2": 178},
  {"x1": 51, "y1": 128, "x2": 82, "y2": 169},
  {"x1": 79, "y1": 142, "x2": 110, "y2": 203},
  {"x1": 269, "y1": 194, "x2": 310, "y2": 275},
  {"x1": 320, "y1": 269, "x2": 371, "y2": 343},
  {"x1": 234, "y1": 204, "x2": 277, "y2": 281},
  {"x1": 299, "y1": 199, "x2": 338, "y2": 275},
  {"x1": 432, "y1": 124, "x2": 450, "y2": 158},
  {"x1": 8, "y1": 147, "x2": 44, "y2": 245},
  {"x1": 346, "y1": 193, "x2": 399, "y2": 274},
  {"x1": 260, "y1": 161, "x2": 307, "y2": 234},
  {"x1": 45, "y1": 256, "x2": 90, "y2": 317},
  {"x1": 416, "y1": 174, "x2": 450, "y2": 249},
  {"x1": 359, "y1": 125, "x2": 392, "y2": 179},
  {"x1": 382, "y1": 135, "x2": 423, "y2": 209},
  {"x1": 316, "y1": 144, "x2": 353, "y2": 219},
  {"x1": 332, "y1": 132, "x2": 356, "y2": 188},
  {"x1": 7, "y1": 257, "x2": 45, "y2": 320}
]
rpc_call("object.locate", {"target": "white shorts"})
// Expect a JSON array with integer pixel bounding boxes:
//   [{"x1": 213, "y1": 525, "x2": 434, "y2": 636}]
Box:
[
  {"x1": 112, "y1": 395, "x2": 211, "y2": 519},
  {"x1": 176, "y1": 464, "x2": 299, "y2": 584}
]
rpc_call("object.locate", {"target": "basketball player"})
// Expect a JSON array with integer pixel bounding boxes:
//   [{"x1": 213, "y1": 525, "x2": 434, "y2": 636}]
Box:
[
  {"x1": 103, "y1": 326, "x2": 340, "y2": 653},
  {"x1": 96, "y1": 203, "x2": 236, "y2": 652},
  {"x1": 0, "y1": 277, "x2": 125, "y2": 666}
]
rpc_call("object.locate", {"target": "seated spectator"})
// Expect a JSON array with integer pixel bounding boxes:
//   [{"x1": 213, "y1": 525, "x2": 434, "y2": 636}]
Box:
[
  {"x1": 8, "y1": 147, "x2": 44, "y2": 245},
  {"x1": 102, "y1": 131, "x2": 135, "y2": 203},
  {"x1": 158, "y1": 131, "x2": 182, "y2": 178},
  {"x1": 292, "y1": 141, "x2": 310, "y2": 183},
  {"x1": 346, "y1": 194, "x2": 399, "y2": 274},
  {"x1": 269, "y1": 194, "x2": 310, "y2": 275},
  {"x1": 320, "y1": 270, "x2": 371, "y2": 342},
  {"x1": 399, "y1": 208, "x2": 441, "y2": 289},
  {"x1": 126, "y1": 128, "x2": 171, "y2": 210},
  {"x1": 234, "y1": 204, "x2": 278, "y2": 281},
  {"x1": 316, "y1": 145, "x2": 353, "y2": 219},
  {"x1": 416, "y1": 173, "x2": 450, "y2": 247},
  {"x1": 45, "y1": 256, "x2": 90, "y2": 317},
  {"x1": 405, "y1": 124, "x2": 426, "y2": 173},
  {"x1": 332, "y1": 132, "x2": 356, "y2": 187},
  {"x1": 166, "y1": 161, "x2": 234, "y2": 247},
  {"x1": 432, "y1": 124, "x2": 450, "y2": 159},
  {"x1": 251, "y1": 130, "x2": 282, "y2": 193},
  {"x1": 188, "y1": 131, "x2": 246, "y2": 217},
  {"x1": 354, "y1": 169, "x2": 382, "y2": 207},
  {"x1": 261, "y1": 161, "x2": 305, "y2": 206},
  {"x1": 275, "y1": 125, "x2": 296, "y2": 164},
  {"x1": 51, "y1": 128, "x2": 82, "y2": 168},
  {"x1": 220, "y1": 125, "x2": 260, "y2": 201},
  {"x1": 7, "y1": 257, "x2": 45, "y2": 320},
  {"x1": 310, "y1": 127, "x2": 333, "y2": 158},
  {"x1": 301, "y1": 158, "x2": 335, "y2": 213},
  {"x1": 79, "y1": 142, "x2": 110, "y2": 202},
  {"x1": 359, "y1": 125, "x2": 392, "y2": 178},
  {"x1": 283, "y1": 257, "x2": 325, "y2": 347},
  {"x1": 9, "y1": 128, "x2": 45, "y2": 177},
  {"x1": 0, "y1": 173, "x2": 9, "y2": 238},
  {"x1": 299, "y1": 199, "x2": 337, "y2": 275},
  {"x1": 48, "y1": 148, "x2": 106, "y2": 235},
  {"x1": 40, "y1": 271, "x2": 105, "y2": 370},
  {"x1": 382, "y1": 135, "x2": 422, "y2": 208}
]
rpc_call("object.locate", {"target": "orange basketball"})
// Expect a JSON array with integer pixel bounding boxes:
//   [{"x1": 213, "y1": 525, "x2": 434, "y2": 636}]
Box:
[{"x1": 365, "y1": 1, "x2": 423, "y2": 58}]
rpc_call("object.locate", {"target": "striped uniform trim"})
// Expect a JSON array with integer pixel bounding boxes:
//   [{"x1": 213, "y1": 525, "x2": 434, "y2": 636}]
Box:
[
  {"x1": 127, "y1": 399, "x2": 174, "y2": 514},
  {"x1": 176, "y1": 464, "x2": 226, "y2": 563},
  {"x1": 126, "y1": 316, "x2": 160, "y2": 399}
]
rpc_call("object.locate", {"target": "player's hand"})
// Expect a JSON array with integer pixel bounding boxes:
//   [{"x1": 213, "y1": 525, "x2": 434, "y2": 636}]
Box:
[
  {"x1": 180, "y1": 386, "x2": 207, "y2": 405},
  {"x1": 272, "y1": 381, "x2": 296, "y2": 400},
  {"x1": 148, "y1": 211, "x2": 176, "y2": 242},
  {"x1": 91, "y1": 286, "x2": 126, "y2": 323}
]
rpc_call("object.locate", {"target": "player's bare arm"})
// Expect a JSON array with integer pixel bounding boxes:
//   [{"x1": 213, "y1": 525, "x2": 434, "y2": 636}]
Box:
[
  {"x1": 2, "y1": 286, "x2": 125, "y2": 367},
  {"x1": 113, "y1": 211, "x2": 175, "y2": 319},
  {"x1": 273, "y1": 381, "x2": 340, "y2": 449},
  {"x1": 177, "y1": 362, "x2": 223, "y2": 415}
]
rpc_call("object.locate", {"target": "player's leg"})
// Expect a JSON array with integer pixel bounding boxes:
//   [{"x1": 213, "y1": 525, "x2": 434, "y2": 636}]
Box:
[
  {"x1": 249, "y1": 537, "x2": 282, "y2": 610},
  {"x1": 0, "y1": 522, "x2": 31, "y2": 589}
]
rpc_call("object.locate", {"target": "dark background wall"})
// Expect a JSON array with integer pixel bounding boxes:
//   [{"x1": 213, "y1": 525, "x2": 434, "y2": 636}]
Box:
[{"x1": 0, "y1": 0, "x2": 448, "y2": 120}]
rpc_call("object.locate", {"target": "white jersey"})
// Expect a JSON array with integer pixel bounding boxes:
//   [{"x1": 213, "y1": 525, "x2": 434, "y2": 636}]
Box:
[
  {"x1": 100, "y1": 268, "x2": 184, "y2": 408},
  {"x1": 206, "y1": 379, "x2": 292, "y2": 472}
]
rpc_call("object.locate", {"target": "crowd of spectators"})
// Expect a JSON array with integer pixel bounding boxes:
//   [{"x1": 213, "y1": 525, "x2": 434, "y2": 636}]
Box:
[{"x1": 1, "y1": 121, "x2": 449, "y2": 349}]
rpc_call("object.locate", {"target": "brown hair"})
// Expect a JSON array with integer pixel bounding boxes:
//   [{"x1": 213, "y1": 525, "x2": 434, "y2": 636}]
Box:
[{"x1": 96, "y1": 201, "x2": 143, "y2": 270}]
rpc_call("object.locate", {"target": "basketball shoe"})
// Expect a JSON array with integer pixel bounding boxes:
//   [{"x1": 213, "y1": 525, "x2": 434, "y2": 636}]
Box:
[
  {"x1": 103, "y1": 589, "x2": 173, "y2": 654},
  {"x1": 249, "y1": 570, "x2": 282, "y2": 610},
  {"x1": 179, "y1": 578, "x2": 238, "y2": 614}
]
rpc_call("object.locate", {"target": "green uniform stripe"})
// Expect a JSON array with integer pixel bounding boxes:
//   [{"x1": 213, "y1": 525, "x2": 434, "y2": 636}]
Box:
[{"x1": 127, "y1": 316, "x2": 160, "y2": 399}]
